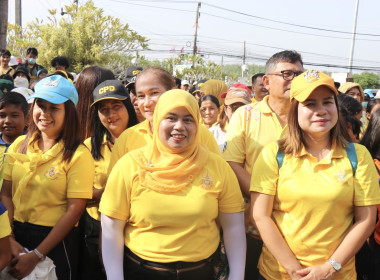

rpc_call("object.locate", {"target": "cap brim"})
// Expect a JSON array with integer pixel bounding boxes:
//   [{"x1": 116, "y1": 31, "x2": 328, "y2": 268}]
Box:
[
  {"x1": 30, "y1": 92, "x2": 68, "y2": 104},
  {"x1": 90, "y1": 96, "x2": 128, "y2": 107},
  {"x1": 294, "y1": 84, "x2": 338, "y2": 102},
  {"x1": 225, "y1": 97, "x2": 251, "y2": 106}
]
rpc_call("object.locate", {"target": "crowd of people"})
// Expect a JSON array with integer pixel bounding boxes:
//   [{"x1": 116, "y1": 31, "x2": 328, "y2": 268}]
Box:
[{"x1": 0, "y1": 47, "x2": 379, "y2": 280}]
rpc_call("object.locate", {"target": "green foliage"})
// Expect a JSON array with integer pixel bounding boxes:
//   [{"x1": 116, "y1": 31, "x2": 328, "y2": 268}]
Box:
[
  {"x1": 6, "y1": 23, "x2": 38, "y2": 58},
  {"x1": 352, "y1": 72, "x2": 380, "y2": 89},
  {"x1": 7, "y1": 1, "x2": 148, "y2": 73}
]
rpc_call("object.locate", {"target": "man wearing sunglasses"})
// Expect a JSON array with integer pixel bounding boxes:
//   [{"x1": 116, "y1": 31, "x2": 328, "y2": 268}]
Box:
[{"x1": 223, "y1": 50, "x2": 304, "y2": 280}]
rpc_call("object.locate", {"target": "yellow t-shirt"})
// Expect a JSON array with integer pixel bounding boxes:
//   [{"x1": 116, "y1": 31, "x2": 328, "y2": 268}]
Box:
[
  {"x1": 0, "y1": 202, "x2": 11, "y2": 239},
  {"x1": 250, "y1": 96, "x2": 259, "y2": 103},
  {"x1": 84, "y1": 136, "x2": 113, "y2": 221},
  {"x1": 100, "y1": 150, "x2": 244, "y2": 263},
  {"x1": 250, "y1": 141, "x2": 380, "y2": 280},
  {"x1": 108, "y1": 119, "x2": 220, "y2": 174},
  {"x1": 3, "y1": 136, "x2": 94, "y2": 227}
]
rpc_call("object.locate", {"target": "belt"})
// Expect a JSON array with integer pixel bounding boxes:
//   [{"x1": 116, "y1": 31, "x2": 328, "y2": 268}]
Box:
[{"x1": 125, "y1": 249, "x2": 213, "y2": 274}]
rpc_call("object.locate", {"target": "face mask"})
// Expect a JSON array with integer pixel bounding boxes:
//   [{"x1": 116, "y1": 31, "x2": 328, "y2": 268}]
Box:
[
  {"x1": 14, "y1": 77, "x2": 29, "y2": 88},
  {"x1": 28, "y1": 58, "x2": 36, "y2": 64},
  {"x1": 362, "y1": 102, "x2": 368, "y2": 109}
]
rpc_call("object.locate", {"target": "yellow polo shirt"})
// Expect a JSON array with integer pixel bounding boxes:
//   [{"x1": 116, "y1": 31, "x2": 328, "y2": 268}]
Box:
[
  {"x1": 223, "y1": 96, "x2": 287, "y2": 235},
  {"x1": 108, "y1": 119, "x2": 220, "y2": 173},
  {"x1": 250, "y1": 141, "x2": 380, "y2": 280},
  {"x1": 223, "y1": 96, "x2": 287, "y2": 173},
  {"x1": 3, "y1": 136, "x2": 94, "y2": 227},
  {"x1": 100, "y1": 150, "x2": 244, "y2": 263},
  {"x1": 84, "y1": 136, "x2": 113, "y2": 221},
  {"x1": 0, "y1": 202, "x2": 11, "y2": 239}
]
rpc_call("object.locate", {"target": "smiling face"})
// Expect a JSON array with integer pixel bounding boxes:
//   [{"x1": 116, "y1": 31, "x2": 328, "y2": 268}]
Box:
[
  {"x1": 135, "y1": 73, "x2": 167, "y2": 123},
  {"x1": 199, "y1": 99, "x2": 219, "y2": 127},
  {"x1": 158, "y1": 106, "x2": 196, "y2": 151},
  {"x1": 297, "y1": 86, "x2": 338, "y2": 141},
  {"x1": 97, "y1": 99, "x2": 129, "y2": 140},
  {"x1": 33, "y1": 99, "x2": 65, "y2": 139}
]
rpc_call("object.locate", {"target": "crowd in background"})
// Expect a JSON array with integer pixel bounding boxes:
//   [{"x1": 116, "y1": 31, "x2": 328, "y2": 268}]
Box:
[{"x1": 0, "y1": 47, "x2": 379, "y2": 280}]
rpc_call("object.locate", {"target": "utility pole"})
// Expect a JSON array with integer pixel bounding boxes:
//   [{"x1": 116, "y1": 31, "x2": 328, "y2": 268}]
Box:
[
  {"x1": 242, "y1": 41, "x2": 246, "y2": 65},
  {"x1": 348, "y1": 0, "x2": 359, "y2": 78},
  {"x1": 15, "y1": 0, "x2": 21, "y2": 27},
  {"x1": 0, "y1": 0, "x2": 9, "y2": 49},
  {"x1": 192, "y1": 2, "x2": 201, "y2": 56},
  {"x1": 74, "y1": 0, "x2": 78, "y2": 13}
]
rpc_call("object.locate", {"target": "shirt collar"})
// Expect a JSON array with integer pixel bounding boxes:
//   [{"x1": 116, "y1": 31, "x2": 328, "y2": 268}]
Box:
[{"x1": 258, "y1": 95, "x2": 273, "y2": 114}]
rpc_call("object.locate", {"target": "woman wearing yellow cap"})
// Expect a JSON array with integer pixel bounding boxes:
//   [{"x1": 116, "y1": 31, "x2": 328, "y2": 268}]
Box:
[
  {"x1": 99, "y1": 89, "x2": 246, "y2": 280},
  {"x1": 251, "y1": 70, "x2": 380, "y2": 280}
]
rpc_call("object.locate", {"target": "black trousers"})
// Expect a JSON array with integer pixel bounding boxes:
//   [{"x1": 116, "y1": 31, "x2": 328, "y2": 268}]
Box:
[
  {"x1": 13, "y1": 221, "x2": 79, "y2": 280},
  {"x1": 123, "y1": 247, "x2": 215, "y2": 280},
  {"x1": 77, "y1": 210, "x2": 106, "y2": 280},
  {"x1": 245, "y1": 234, "x2": 263, "y2": 280}
]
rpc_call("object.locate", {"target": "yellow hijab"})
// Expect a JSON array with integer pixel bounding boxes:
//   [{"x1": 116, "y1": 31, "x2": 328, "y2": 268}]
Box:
[
  {"x1": 130, "y1": 89, "x2": 209, "y2": 193},
  {"x1": 200, "y1": 79, "x2": 228, "y2": 105}
]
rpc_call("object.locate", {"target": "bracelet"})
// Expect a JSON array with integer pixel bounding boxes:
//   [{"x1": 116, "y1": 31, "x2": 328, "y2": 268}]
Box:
[{"x1": 33, "y1": 249, "x2": 46, "y2": 261}]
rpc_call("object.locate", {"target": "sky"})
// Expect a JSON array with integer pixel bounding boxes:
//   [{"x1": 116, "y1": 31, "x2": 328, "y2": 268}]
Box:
[{"x1": 7, "y1": 0, "x2": 380, "y2": 74}]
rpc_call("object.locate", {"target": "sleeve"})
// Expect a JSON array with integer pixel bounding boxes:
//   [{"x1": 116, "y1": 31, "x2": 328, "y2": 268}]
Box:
[
  {"x1": 107, "y1": 133, "x2": 128, "y2": 176},
  {"x1": 353, "y1": 144, "x2": 380, "y2": 206},
  {"x1": 0, "y1": 203, "x2": 11, "y2": 239},
  {"x1": 2, "y1": 136, "x2": 24, "y2": 181},
  {"x1": 250, "y1": 141, "x2": 279, "y2": 196},
  {"x1": 99, "y1": 155, "x2": 132, "y2": 221},
  {"x1": 218, "y1": 158, "x2": 245, "y2": 213},
  {"x1": 199, "y1": 125, "x2": 221, "y2": 155},
  {"x1": 66, "y1": 145, "x2": 94, "y2": 199},
  {"x1": 222, "y1": 106, "x2": 246, "y2": 163}
]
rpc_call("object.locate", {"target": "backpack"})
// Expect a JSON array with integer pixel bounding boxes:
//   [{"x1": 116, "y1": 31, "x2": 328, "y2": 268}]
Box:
[{"x1": 276, "y1": 142, "x2": 358, "y2": 175}]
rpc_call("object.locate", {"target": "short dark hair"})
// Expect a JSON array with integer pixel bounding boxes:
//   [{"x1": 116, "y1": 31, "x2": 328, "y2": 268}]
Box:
[
  {"x1": 251, "y1": 73, "x2": 265, "y2": 85},
  {"x1": 51, "y1": 56, "x2": 70, "y2": 69},
  {"x1": 337, "y1": 93, "x2": 362, "y2": 116},
  {"x1": 199, "y1": 94, "x2": 220, "y2": 109},
  {"x1": 174, "y1": 77, "x2": 181, "y2": 89},
  {"x1": 0, "y1": 49, "x2": 11, "y2": 57},
  {"x1": 0, "y1": 92, "x2": 28, "y2": 117},
  {"x1": 26, "y1": 47, "x2": 38, "y2": 56},
  {"x1": 265, "y1": 50, "x2": 303, "y2": 73}
]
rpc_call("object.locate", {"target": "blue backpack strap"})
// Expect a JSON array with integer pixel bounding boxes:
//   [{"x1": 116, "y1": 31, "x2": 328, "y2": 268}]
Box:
[
  {"x1": 276, "y1": 151, "x2": 285, "y2": 169},
  {"x1": 346, "y1": 142, "x2": 358, "y2": 176}
]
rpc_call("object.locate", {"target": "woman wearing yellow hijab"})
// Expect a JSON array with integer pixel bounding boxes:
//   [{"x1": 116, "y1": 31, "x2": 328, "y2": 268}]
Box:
[
  {"x1": 99, "y1": 89, "x2": 246, "y2": 280},
  {"x1": 200, "y1": 79, "x2": 229, "y2": 106}
]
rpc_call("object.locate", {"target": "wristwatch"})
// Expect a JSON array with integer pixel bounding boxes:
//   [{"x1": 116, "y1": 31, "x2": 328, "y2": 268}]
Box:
[{"x1": 328, "y1": 259, "x2": 342, "y2": 272}]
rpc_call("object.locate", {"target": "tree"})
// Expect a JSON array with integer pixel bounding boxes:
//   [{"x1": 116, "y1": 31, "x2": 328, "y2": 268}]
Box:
[
  {"x1": 8, "y1": 1, "x2": 148, "y2": 73},
  {"x1": 0, "y1": 0, "x2": 8, "y2": 49},
  {"x1": 352, "y1": 72, "x2": 380, "y2": 89}
]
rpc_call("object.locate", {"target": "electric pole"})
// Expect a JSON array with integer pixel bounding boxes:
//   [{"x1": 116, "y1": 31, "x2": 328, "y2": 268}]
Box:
[
  {"x1": 193, "y1": 2, "x2": 201, "y2": 56},
  {"x1": 242, "y1": 41, "x2": 246, "y2": 65},
  {"x1": 348, "y1": 0, "x2": 359, "y2": 78},
  {"x1": 15, "y1": 0, "x2": 21, "y2": 27}
]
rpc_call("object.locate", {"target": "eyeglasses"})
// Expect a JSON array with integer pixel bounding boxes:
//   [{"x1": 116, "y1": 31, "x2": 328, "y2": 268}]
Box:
[{"x1": 267, "y1": 70, "x2": 303, "y2": 81}]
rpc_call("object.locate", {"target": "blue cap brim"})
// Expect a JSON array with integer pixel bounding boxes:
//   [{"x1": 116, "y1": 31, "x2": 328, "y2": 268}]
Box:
[{"x1": 29, "y1": 92, "x2": 69, "y2": 104}]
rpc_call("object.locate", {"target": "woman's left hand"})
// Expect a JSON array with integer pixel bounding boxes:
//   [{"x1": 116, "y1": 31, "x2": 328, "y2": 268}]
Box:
[
  {"x1": 8, "y1": 252, "x2": 40, "y2": 279},
  {"x1": 296, "y1": 262, "x2": 335, "y2": 280}
]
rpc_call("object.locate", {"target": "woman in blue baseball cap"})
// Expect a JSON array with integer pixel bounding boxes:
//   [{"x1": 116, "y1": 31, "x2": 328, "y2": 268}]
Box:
[{"x1": 0, "y1": 74, "x2": 94, "y2": 280}]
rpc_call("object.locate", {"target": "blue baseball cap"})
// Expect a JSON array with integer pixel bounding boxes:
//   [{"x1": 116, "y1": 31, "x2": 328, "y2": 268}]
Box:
[{"x1": 31, "y1": 75, "x2": 78, "y2": 106}]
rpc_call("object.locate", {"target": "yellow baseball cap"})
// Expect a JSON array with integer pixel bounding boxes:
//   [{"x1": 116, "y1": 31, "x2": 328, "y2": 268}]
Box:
[{"x1": 290, "y1": 70, "x2": 338, "y2": 102}]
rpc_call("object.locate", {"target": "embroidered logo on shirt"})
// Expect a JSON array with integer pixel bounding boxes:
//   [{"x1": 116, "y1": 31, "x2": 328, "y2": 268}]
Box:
[
  {"x1": 200, "y1": 172, "x2": 213, "y2": 190},
  {"x1": 334, "y1": 169, "x2": 349, "y2": 184},
  {"x1": 44, "y1": 165, "x2": 59, "y2": 180}
]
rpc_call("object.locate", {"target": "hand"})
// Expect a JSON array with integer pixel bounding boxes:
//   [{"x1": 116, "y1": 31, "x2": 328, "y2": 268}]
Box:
[
  {"x1": 8, "y1": 252, "x2": 39, "y2": 279},
  {"x1": 296, "y1": 262, "x2": 335, "y2": 280},
  {"x1": 9, "y1": 237, "x2": 26, "y2": 257}
]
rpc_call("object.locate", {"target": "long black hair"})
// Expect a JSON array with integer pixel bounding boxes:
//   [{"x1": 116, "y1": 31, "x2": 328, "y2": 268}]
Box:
[{"x1": 90, "y1": 98, "x2": 138, "y2": 160}]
